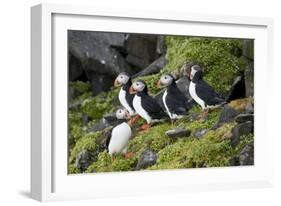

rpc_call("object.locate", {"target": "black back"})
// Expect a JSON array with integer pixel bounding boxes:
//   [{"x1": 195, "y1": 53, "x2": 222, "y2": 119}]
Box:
[
  {"x1": 165, "y1": 81, "x2": 189, "y2": 115},
  {"x1": 137, "y1": 87, "x2": 167, "y2": 120},
  {"x1": 121, "y1": 79, "x2": 135, "y2": 111},
  {"x1": 192, "y1": 71, "x2": 225, "y2": 106}
]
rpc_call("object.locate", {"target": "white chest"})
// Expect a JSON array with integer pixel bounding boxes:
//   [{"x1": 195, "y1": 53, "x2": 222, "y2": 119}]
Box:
[
  {"x1": 162, "y1": 90, "x2": 171, "y2": 118},
  {"x1": 189, "y1": 82, "x2": 206, "y2": 109},
  {"x1": 162, "y1": 90, "x2": 184, "y2": 120},
  {"x1": 108, "y1": 122, "x2": 132, "y2": 155},
  {"x1": 133, "y1": 95, "x2": 152, "y2": 124},
  {"x1": 119, "y1": 88, "x2": 134, "y2": 115}
]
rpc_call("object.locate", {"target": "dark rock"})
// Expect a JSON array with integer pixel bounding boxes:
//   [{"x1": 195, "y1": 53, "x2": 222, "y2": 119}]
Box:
[
  {"x1": 229, "y1": 156, "x2": 240, "y2": 166},
  {"x1": 244, "y1": 61, "x2": 254, "y2": 97},
  {"x1": 125, "y1": 34, "x2": 158, "y2": 69},
  {"x1": 69, "y1": 30, "x2": 133, "y2": 83},
  {"x1": 245, "y1": 102, "x2": 254, "y2": 114},
  {"x1": 239, "y1": 144, "x2": 254, "y2": 165},
  {"x1": 132, "y1": 55, "x2": 167, "y2": 77},
  {"x1": 225, "y1": 75, "x2": 246, "y2": 102},
  {"x1": 156, "y1": 35, "x2": 166, "y2": 55},
  {"x1": 243, "y1": 40, "x2": 254, "y2": 61},
  {"x1": 212, "y1": 105, "x2": 240, "y2": 129},
  {"x1": 231, "y1": 121, "x2": 253, "y2": 147},
  {"x1": 69, "y1": 53, "x2": 84, "y2": 81},
  {"x1": 194, "y1": 128, "x2": 208, "y2": 139},
  {"x1": 235, "y1": 114, "x2": 254, "y2": 123},
  {"x1": 135, "y1": 150, "x2": 157, "y2": 170},
  {"x1": 81, "y1": 114, "x2": 89, "y2": 126},
  {"x1": 88, "y1": 113, "x2": 118, "y2": 133},
  {"x1": 88, "y1": 118, "x2": 110, "y2": 133},
  {"x1": 87, "y1": 73, "x2": 115, "y2": 96},
  {"x1": 126, "y1": 55, "x2": 149, "y2": 70},
  {"x1": 165, "y1": 128, "x2": 191, "y2": 139},
  {"x1": 75, "y1": 150, "x2": 98, "y2": 172}
]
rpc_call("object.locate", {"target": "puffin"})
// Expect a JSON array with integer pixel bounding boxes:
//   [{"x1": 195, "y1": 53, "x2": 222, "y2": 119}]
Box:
[
  {"x1": 129, "y1": 80, "x2": 167, "y2": 130},
  {"x1": 157, "y1": 74, "x2": 189, "y2": 122},
  {"x1": 107, "y1": 108, "x2": 132, "y2": 156},
  {"x1": 188, "y1": 65, "x2": 226, "y2": 111},
  {"x1": 114, "y1": 72, "x2": 136, "y2": 116}
]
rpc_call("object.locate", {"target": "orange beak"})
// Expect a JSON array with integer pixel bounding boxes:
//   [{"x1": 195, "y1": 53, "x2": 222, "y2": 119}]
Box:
[
  {"x1": 114, "y1": 79, "x2": 121, "y2": 87},
  {"x1": 129, "y1": 86, "x2": 136, "y2": 94},
  {"x1": 157, "y1": 80, "x2": 162, "y2": 88}
]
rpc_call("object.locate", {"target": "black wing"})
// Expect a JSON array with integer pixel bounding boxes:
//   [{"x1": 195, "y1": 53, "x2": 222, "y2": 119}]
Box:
[
  {"x1": 141, "y1": 94, "x2": 167, "y2": 119},
  {"x1": 166, "y1": 89, "x2": 189, "y2": 115},
  {"x1": 104, "y1": 129, "x2": 112, "y2": 150},
  {"x1": 196, "y1": 80, "x2": 225, "y2": 106},
  {"x1": 125, "y1": 92, "x2": 135, "y2": 111}
]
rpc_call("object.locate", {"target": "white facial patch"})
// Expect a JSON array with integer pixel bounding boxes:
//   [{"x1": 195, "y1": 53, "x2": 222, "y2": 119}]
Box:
[
  {"x1": 160, "y1": 75, "x2": 172, "y2": 86},
  {"x1": 133, "y1": 81, "x2": 145, "y2": 92},
  {"x1": 116, "y1": 108, "x2": 127, "y2": 119},
  {"x1": 117, "y1": 74, "x2": 129, "y2": 85}
]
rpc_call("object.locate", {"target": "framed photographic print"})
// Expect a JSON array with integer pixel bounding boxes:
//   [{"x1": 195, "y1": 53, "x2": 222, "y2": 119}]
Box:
[{"x1": 31, "y1": 3, "x2": 274, "y2": 201}]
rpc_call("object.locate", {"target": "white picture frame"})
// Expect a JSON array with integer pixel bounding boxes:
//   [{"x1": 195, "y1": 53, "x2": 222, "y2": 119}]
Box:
[{"x1": 31, "y1": 3, "x2": 274, "y2": 202}]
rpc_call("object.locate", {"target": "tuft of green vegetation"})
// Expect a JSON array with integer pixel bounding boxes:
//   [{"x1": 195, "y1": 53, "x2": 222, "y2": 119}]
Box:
[
  {"x1": 69, "y1": 81, "x2": 91, "y2": 94},
  {"x1": 69, "y1": 131, "x2": 101, "y2": 163},
  {"x1": 80, "y1": 89, "x2": 119, "y2": 121},
  {"x1": 86, "y1": 151, "x2": 137, "y2": 173}
]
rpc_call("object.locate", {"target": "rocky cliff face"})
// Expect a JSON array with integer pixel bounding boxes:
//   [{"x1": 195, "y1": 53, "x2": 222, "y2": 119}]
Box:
[
  {"x1": 68, "y1": 31, "x2": 166, "y2": 95},
  {"x1": 68, "y1": 32, "x2": 254, "y2": 174}
]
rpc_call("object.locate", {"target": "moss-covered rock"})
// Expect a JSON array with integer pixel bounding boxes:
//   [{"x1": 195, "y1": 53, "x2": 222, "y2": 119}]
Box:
[
  {"x1": 69, "y1": 131, "x2": 101, "y2": 163},
  {"x1": 163, "y1": 36, "x2": 246, "y2": 94},
  {"x1": 149, "y1": 123, "x2": 236, "y2": 170}
]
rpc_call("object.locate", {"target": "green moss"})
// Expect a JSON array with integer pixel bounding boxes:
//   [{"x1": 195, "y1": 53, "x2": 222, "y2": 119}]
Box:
[
  {"x1": 149, "y1": 123, "x2": 236, "y2": 170},
  {"x1": 128, "y1": 123, "x2": 174, "y2": 155},
  {"x1": 234, "y1": 133, "x2": 254, "y2": 155},
  {"x1": 80, "y1": 88, "x2": 119, "y2": 121},
  {"x1": 228, "y1": 97, "x2": 253, "y2": 112},
  {"x1": 68, "y1": 164, "x2": 79, "y2": 174},
  {"x1": 164, "y1": 36, "x2": 246, "y2": 94},
  {"x1": 69, "y1": 81, "x2": 91, "y2": 93},
  {"x1": 69, "y1": 131, "x2": 101, "y2": 163},
  {"x1": 175, "y1": 106, "x2": 221, "y2": 132},
  {"x1": 86, "y1": 151, "x2": 137, "y2": 173}
]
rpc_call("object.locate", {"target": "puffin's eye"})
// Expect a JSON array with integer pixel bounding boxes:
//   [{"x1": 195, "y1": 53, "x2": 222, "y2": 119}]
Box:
[
  {"x1": 164, "y1": 76, "x2": 167, "y2": 79},
  {"x1": 120, "y1": 76, "x2": 123, "y2": 79}
]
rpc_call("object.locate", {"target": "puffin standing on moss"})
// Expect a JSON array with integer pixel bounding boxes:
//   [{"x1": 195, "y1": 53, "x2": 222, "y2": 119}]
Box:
[
  {"x1": 157, "y1": 74, "x2": 189, "y2": 122},
  {"x1": 188, "y1": 65, "x2": 226, "y2": 111},
  {"x1": 129, "y1": 80, "x2": 167, "y2": 130},
  {"x1": 107, "y1": 108, "x2": 132, "y2": 156},
  {"x1": 114, "y1": 72, "x2": 136, "y2": 116}
]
